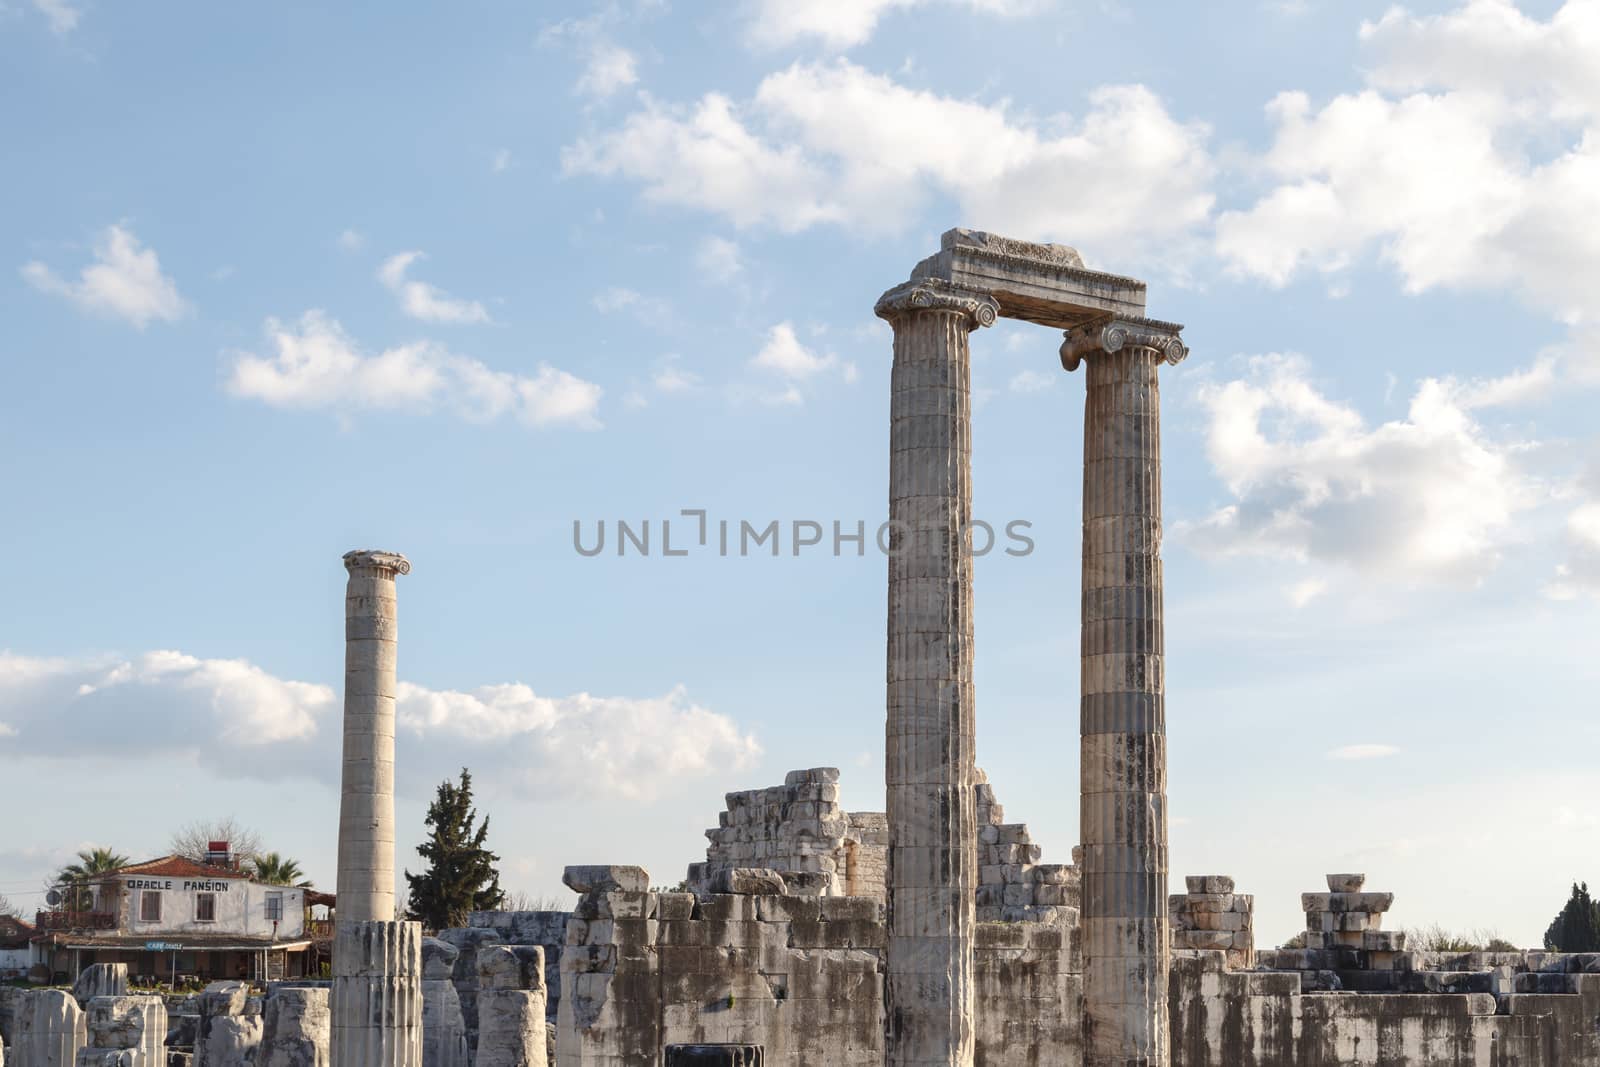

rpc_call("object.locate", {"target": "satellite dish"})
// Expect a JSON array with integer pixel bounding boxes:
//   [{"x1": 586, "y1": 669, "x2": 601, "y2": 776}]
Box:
[{"x1": 45, "y1": 888, "x2": 63, "y2": 907}]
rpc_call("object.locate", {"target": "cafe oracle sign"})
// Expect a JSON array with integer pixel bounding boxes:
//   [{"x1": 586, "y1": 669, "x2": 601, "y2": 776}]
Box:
[{"x1": 125, "y1": 877, "x2": 236, "y2": 892}]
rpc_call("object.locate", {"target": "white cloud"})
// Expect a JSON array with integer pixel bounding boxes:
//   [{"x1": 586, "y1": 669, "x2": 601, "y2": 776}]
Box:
[
  {"x1": 492, "y1": 148, "x2": 512, "y2": 174},
  {"x1": 696, "y1": 236, "x2": 744, "y2": 284},
  {"x1": 752, "y1": 322, "x2": 838, "y2": 380},
  {"x1": 1455, "y1": 354, "x2": 1559, "y2": 409},
  {"x1": 1009, "y1": 368, "x2": 1055, "y2": 393},
  {"x1": 396, "y1": 681, "x2": 761, "y2": 800},
  {"x1": 377, "y1": 252, "x2": 491, "y2": 325},
  {"x1": 577, "y1": 43, "x2": 638, "y2": 97},
  {"x1": 1328, "y1": 743, "x2": 1400, "y2": 760},
  {"x1": 22, "y1": 225, "x2": 189, "y2": 328},
  {"x1": 592, "y1": 286, "x2": 677, "y2": 330},
  {"x1": 1287, "y1": 577, "x2": 1329, "y2": 607},
  {"x1": 337, "y1": 229, "x2": 365, "y2": 252},
  {"x1": 0, "y1": 650, "x2": 760, "y2": 800},
  {"x1": 30, "y1": 0, "x2": 79, "y2": 34},
  {"x1": 0, "y1": 650, "x2": 333, "y2": 782},
  {"x1": 738, "y1": 324, "x2": 856, "y2": 405},
  {"x1": 742, "y1": 0, "x2": 1050, "y2": 50},
  {"x1": 1546, "y1": 500, "x2": 1600, "y2": 599},
  {"x1": 1217, "y1": 1, "x2": 1600, "y2": 327},
  {"x1": 564, "y1": 61, "x2": 1213, "y2": 258},
  {"x1": 1181, "y1": 354, "x2": 1539, "y2": 584},
  {"x1": 227, "y1": 311, "x2": 602, "y2": 428},
  {"x1": 653, "y1": 362, "x2": 698, "y2": 393}
]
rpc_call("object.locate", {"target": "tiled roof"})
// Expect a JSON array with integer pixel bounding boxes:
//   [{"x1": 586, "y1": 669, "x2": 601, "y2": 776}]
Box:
[
  {"x1": 108, "y1": 855, "x2": 247, "y2": 880},
  {"x1": 46, "y1": 933, "x2": 313, "y2": 951},
  {"x1": 0, "y1": 914, "x2": 35, "y2": 945}
]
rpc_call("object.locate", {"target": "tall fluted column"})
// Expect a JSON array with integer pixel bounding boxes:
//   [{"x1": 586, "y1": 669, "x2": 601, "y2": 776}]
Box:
[
  {"x1": 1062, "y1": 319, "x2": 1187, "y2": 1067},
  {"x1": 334, "y1": 550, "x2": 422, "y2": 1067},
  {"x1": 875, "y1": 279, "x2": 997, "y2": 1067},
  {"x1": 338, "y1": 549, "x2": 409, "y2": 923}
]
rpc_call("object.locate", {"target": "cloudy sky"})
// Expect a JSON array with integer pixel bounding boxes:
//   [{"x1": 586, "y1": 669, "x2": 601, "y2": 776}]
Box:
[{"x1": 3, "y1": 0, "x2": 1599, "y2": 947}]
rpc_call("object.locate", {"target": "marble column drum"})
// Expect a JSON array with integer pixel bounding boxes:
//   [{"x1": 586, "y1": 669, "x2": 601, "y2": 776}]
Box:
[
  {"x1": 331, "y1": 921, "x2": 424, "y2": 1067},
  {"x1": 1063, "y1": 319, "x2": 1187, "y2": 1067},
  {"x1": 875, "y1": 279, "x2": 997, "y2": 1067},
  {"x1": 337, "y1": 549, "x2": 409, "y2": 924}
]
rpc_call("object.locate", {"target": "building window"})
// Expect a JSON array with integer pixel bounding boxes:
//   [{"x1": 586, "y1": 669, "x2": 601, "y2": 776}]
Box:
[
  {"x1": 140, "y1": 891, "x2": 161, "y2": 922},
  {"x1": 196, "y1": 893, "x2": 216, "y2": 922},
  {"x1": 264, "y1": 893, "x2": 283, "y2": 921}
]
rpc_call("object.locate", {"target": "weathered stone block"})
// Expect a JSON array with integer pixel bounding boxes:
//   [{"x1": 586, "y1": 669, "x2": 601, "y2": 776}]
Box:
[
  {"x1": 561, "y1": 866, "x2": 649, "y2": 894},
  {"x1": 711, "y1": 869, "x2": 786, "y2": 896},
  {"x1": 478, "y1": 947, "x2": 546, "y2": 993},
  {"x1": 1325, "y1": 873, "x2": 1366, "y2": 893},
  {"x1": 72, "y1": 967, "x2": 128, "y2": 1009},
  {"x1": 258, "y1": 988, "x2": 329, "y2": 1067}
]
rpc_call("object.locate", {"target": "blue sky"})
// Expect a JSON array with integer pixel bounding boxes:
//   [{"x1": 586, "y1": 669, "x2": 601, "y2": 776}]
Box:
[{"x1": 3, "y1": 0, "x2": 1598, "y2": 947}]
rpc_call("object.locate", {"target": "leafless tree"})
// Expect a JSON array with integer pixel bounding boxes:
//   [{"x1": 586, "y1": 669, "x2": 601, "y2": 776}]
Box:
[
  {"x1": 498, "y1": 890, "x2": 567, "y2": 912},
  {"x1": 0, "y1": 892, "x2": 18, "y2": 919},
  {"x1": 1401, "y1": 924, "x2": 1511, "y2": 952},
  {"x1": 169, "y1": 817, "x2": 264, "y2": 864}
]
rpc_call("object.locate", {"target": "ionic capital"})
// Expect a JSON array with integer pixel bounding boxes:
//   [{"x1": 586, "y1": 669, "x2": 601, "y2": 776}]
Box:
[
  {"x1": 874, "y1": 279, "x2": 999, "y2": 331},
  {"x1": 1059, "y1": 316, "x2": 1188, "y2": 372},
  {"x1": 343, "y1": 549, "x2": 411, "y2": 576}
]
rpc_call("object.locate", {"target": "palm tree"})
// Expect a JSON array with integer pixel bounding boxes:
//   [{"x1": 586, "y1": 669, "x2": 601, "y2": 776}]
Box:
[
  {"x1": 55, "y1": 846, "x2": 130, "y2": 911},
  {"x1": 250, "y1": 852, "x2": 311, "y2": 887}
]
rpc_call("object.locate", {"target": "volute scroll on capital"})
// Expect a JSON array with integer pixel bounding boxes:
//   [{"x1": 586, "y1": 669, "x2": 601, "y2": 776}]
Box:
[
  {"x1": 343, "y1": 549, "x2": 412, "y2": 576},
  {"x1": 1059, "y1": 316, "x2": 1189, "y2": 373},
  {"x1": 874, "y1": 279, "x2": 1000, "y2": 332}
]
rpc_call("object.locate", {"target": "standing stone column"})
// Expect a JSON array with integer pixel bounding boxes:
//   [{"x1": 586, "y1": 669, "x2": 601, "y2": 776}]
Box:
[
  {"x1": 334, "y1": 550, "x2": 423, "y2": 1067},
  {"x1": 338, "y1": 549, "x2": 410, "y2": 924},
  {"x1": 1061, "y1": 318, "x2": 1187, "y2": 1067},
  {"x1": 874, "y1": 279, "x2": 997, "y2": 1067}
]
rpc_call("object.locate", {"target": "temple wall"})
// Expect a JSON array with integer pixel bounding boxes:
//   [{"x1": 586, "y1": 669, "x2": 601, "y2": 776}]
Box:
[
  {"x1": 553, "y1": 863, "x2": 1082, "y2": 1067},
  {"x1": 1169, "y1": 951, "x2": 1600, "y2": 1066}
]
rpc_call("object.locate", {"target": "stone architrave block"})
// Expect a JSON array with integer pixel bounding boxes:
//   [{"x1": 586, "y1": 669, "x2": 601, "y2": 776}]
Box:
[
  {"x1": 713, "y1": 870, "x2": 787, "y2": 895},
  {"x1": 561, "y1": 866, "x2": 649, "y2": 894}
]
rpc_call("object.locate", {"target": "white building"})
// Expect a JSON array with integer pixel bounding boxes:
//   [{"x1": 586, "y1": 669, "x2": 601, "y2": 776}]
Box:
[
  {"x1": 0, "y1": 914, "x2": 35, "y2": 977},
  {"x1": 34, "y1": 855, "x2": 323, "y2": 983}
]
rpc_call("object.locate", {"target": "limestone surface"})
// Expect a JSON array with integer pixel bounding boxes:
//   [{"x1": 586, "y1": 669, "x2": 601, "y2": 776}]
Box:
[
  {"x1": 82, "y1": 997, "x2": 164, "y2": 1067},
  {"x1": 259, "y1": 987, "x2": 329, "y2": 1067},
  {"x1": 1066, "y1": 322, "x2": 1185, "y2": 1067},
  {"x1": 70, "y1": 968, "x2": 127, "y2": 1009},
  {"x1": 336, "y1": 548, "x2": 409, "y2": 925},
  {"x1": 873, "y1": 278, "x2": 998, "y2": 1067},
  {"x1": 12, "y1": 990, "x2": 85, "y2": 1067},
  {"x1": 330, "y1": 920, "x2": 423, "y2": 1067}
]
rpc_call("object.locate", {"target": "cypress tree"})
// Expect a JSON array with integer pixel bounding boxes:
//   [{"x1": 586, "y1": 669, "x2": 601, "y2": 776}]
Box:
[
  {"x1": 1542, "y1": 882, "x2": 1600, "y2": 952},
  {"x1": 404, "y1": 768, "x2": 504, "y2": 931}
]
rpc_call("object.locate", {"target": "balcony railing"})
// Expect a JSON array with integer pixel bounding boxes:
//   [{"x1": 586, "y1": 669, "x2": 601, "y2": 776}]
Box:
[{"x1": 35, "y1": 910, "x2": 117, "y2": 931}]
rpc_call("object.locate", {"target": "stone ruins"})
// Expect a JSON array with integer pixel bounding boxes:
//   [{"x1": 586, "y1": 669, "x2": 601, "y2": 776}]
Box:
[{"x1": 3, "y1": 230, "x2": 1598, "y2": 1066}]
